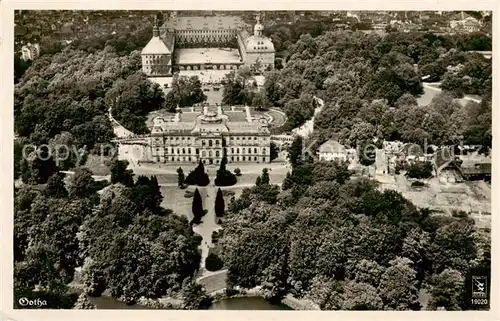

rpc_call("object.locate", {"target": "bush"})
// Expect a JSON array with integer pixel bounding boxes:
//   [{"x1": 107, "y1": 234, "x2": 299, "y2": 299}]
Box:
[
  {"x1": 411, "y1": 181, "x2": 426, "y2": 187},
  {"x1": 215, "y1": 171, "x2": 237, "y2": 186},
  {"x1": 451, "y1": 210, "x2": 469, "y2": 218},
  {"x1": 211, "y1": 231, "x2": 219, "y2": 244},
  {"x1": 184, "y1": 190, "x2": 194, "y2": 198},
  {"x1": 405, "y1": 161, "x2": 433, "y2": 179},
  {"x1": 185, "y1": 161, "x2": 210, "y2": 186},
  {"x1": 205, "y1": 253, "x2": 224, "y2": 272},
  {"x1": 215, "y1": 157, "x2": 237, "y2": 186},
  {"x1": 222, "y1": 190, "x2": 235, "y2": 197},
  {"x1": 234, "y1": 168, "x2": 242, "y2": 176}
]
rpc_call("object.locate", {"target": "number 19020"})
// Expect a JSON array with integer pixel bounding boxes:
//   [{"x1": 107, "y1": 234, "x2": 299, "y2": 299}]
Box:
[{"x1": 471, "y1": 298, "x2": 488, "y2": 305}]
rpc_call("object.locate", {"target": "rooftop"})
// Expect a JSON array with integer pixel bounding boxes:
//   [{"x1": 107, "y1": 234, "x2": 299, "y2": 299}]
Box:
[
  {"x1": 318, "y1": 139, "x2": 347, "y2": 154},
  {"x1": 150, "y1": 106, "x2": 269, "y2": 135},
  {"x1": 141, "y1": 36, "x2": 171, "y2": 55},
  {"x1": 161, "y1": 15, "x2": 246, "y2": 31},
  {"x1": 459, "y1": 163, "x2": 491, "y2": 175}
]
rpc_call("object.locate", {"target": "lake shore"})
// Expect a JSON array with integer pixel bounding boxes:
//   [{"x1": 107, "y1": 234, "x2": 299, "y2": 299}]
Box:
[{"x1": 209, "y1": 286, "x2": 320, "y2": 310}]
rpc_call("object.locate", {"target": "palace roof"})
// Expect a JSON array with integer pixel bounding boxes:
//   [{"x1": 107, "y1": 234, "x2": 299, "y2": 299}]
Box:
[
  {"x1": 141, "y1": 36, "x2": 171, "y2": 55},
  {"x1": 161, "y1": 15, "x2": 246, "y2": 31},
  {"x1": 244, "y1": 35, "x2": 275, "y2": 53}
]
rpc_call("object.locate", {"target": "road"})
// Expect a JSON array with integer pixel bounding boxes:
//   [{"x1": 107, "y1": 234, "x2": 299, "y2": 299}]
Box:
[{"x1": 193, "y1": 185, "x2": 222, "y2": 271}]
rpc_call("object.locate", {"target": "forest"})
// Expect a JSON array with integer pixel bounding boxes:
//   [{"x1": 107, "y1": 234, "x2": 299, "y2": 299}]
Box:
[
  {"x1": 14, "y1": 160, "x2": 209, "y2": 309},
  {"x1": 261, "y1": 30, "x2": 492, "y2": 148},
  {"x1": 215, "y1": 152, "x2": 490, "y2": 310}
]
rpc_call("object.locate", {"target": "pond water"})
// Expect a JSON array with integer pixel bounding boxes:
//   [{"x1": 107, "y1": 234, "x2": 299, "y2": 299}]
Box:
[{"x1": 209, "y1": 296, "x2": 292, "y2": 310}]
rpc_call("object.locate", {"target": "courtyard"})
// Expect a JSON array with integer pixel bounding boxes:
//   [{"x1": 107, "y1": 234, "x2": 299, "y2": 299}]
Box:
[{"x1": 175, "y1": 48, "x2": 242, "y2": 66}]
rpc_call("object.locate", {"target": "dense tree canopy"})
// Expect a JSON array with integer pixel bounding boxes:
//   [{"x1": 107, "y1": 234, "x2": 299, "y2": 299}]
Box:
[
  {"x1": 165, "y1": 75, "x2": 206, "y2": 111},
  {"x1": 216, "y1": 157, "x2": 487, "y2": 310}
]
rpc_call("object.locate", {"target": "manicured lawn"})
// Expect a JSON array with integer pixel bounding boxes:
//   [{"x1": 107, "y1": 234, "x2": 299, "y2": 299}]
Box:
[{"x1": 83, "y1": 154, "x2": 112, "y2": 176}]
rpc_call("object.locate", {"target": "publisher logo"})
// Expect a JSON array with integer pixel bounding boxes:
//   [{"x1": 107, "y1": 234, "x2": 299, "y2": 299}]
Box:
[{"x1": 472, "y1": 276, "x2": 487, "y2": 298}]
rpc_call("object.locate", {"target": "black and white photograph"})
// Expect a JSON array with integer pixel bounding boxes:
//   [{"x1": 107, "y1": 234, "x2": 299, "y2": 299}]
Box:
[{"x1": 5, "y1": 6, "x2": 494, "y2": 314}]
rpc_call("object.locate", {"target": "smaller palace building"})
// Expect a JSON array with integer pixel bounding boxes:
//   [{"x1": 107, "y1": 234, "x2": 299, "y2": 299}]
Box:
[
  {"x1": 149, "y1": 105, "x2": 271, "y2": 164},
  {"x1": 141, "y1": 13, "x2": 275, "y2": 77}
]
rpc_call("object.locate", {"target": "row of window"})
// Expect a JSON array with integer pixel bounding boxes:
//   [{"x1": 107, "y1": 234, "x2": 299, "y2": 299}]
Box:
[
  {"x1": 232, "y1": 156, "x2": 266, "y2": 162},
  {"x1": 253, "y1": 46, "x2": 268, "y2": 50},
  {"x1": 144, "y1": 55, "x2": 167, "y2": 60},
  {"x1": 155, "y1": 147, "x2": 267, "y2": 155},
  {"x1": 157, "y1": 147, "x2": 196, "y2": 154},
  {"x1": 230, "y1": 147, "x2": 266, "y2": 154},
  {"x1": 145, "y1": 57, "x2": 167, "y2": 64},
  {"x1": 179, "y1": 29, "x2": 235, "y2": 34},
  {"x1": 157, "y1": 156, "x2": 266, "y2": 162},
  {"x1": 160, "y1": 137, "x2": 266, "y2": 143}
]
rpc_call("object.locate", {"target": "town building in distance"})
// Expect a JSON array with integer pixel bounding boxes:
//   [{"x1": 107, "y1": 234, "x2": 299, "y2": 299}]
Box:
[
  {"x1": 149, "y1": 105, "x2": 271, "y2": 164},
  {"x1": 21, "y1": 42, "x2": 40, "y2": 61},
  {"x1": 141, "y1": 12, "x2": 275, "y2": 77}
]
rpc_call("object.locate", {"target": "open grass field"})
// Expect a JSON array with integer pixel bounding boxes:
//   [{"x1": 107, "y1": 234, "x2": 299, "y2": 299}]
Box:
[
  {"x1": 83, "y1": 154, "x2": 112, "y2": 176},
  {"x1": 143, "y1": 162, "x2": 289, "y2": 219}
]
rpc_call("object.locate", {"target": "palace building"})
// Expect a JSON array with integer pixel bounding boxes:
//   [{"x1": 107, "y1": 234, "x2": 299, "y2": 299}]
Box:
[
  {"x1": 149, "y1": 105, "x2": 271, "y2": 164},
  {"x1": 141, "y1": 13, "x2": 275, "y2": 77}
]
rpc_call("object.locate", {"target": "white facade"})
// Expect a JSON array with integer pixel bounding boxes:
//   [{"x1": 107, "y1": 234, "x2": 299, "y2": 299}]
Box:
[
  {"x1": 149, "y1": 109, "x2": 271, "y2": 164},
  {"x1": 21, "y1": 43, "x2": 40, "y2": 61},
  {"x1": 318, "y1": 140, "x2": 354, "y2": 162}
]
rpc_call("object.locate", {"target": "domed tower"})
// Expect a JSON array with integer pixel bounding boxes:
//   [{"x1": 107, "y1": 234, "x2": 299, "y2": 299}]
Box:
[
  {"x1": 254, "y1": 15, "x2": 264, "y2": 37},
  {"x1": 242, "y1": 13, "x2": 275, "y2": 72}
]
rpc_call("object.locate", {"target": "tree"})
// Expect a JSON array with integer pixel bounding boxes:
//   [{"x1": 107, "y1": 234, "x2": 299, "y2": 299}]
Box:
[
  {"x1": 234, "y1": 168, "x2": 241, "y2": 176},
  {"x1": 110, "y1": 159, "x2": 134, "y2": 187},
  {"x1": 44, "y1": 172, "x2": 68, "y2": 198},
  {"x1": 429, "y1": 220, "x2": 478, "y2": 274},
  {"x1": 270, "y1": 141, "x2": 279, "y2": 161},
  {"x1": 177, "y1": 167, "x2": 185, "y2": 188},
  {"x1": 261, "y1": 168, "x2": 270, "y2": 185},
  {"x1": 185, "y1": 161, "x2": 210, "y2": 187},
  {"x1": 130, "y1": 175, "x2": 163, "y2": 213},
  {"x1": 108, "y1": 72, "x2": 166, "y2": 134},
  {"x1": 341, "y1": 281, "x2": 384, "y2": 310},
  {"x1": 205, "y1": 253, "x2": 224, "y2": 271},
  {"x1": 405, "y1": 161, "x2": 433, "y2": 179},
  {"x1": 377, "y1": 257, "x2": 421, "y2": 310},
  {"x1": 20, "y1": 148, "x2": 58, "y2": 185},
  {"x1": 214, "y1": 157, "x2": 237, "y2": 187},
  {"x1": 80, "y1": 257, "x2": 106, "y2": 297},
  {"x1": 191, "y1": 188, "x2": 204, "y2": 224},
  {"x1": 347, "y1": 259, "x2": 385, "y2": 288},
  {"x1": 181, "y1": 278, "x2": 213, "y2": 310},
  {"x1": 288, "y1": 136, "x2": 303, "y2": 168},
  {"x1": 68, "y1": 168, "x2": 97, "y2": 199},
  {"x1": 168, "y1": 75, "x2": 207, "y2": 107},
  {"x1": 73, "y1": 293, "x2": 96, "y2": 309},
  {"x1": 214, "y1": 188, "x2": 225, "y2": 218},
  {"x1": 427, "y1": 269, "x2": 464, "y2": 310}
]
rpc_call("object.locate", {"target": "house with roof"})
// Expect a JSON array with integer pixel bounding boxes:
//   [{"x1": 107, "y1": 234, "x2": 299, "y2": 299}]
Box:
[
  {"x1": 317, "y1": 139, "x2": 354, "y2": 162},
  {"x1": 21, "y1": 43, "x2": 40, "y2": 61},
  {"x1": 450, "y1": 12, "x2": 481, "y2": 33}
]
